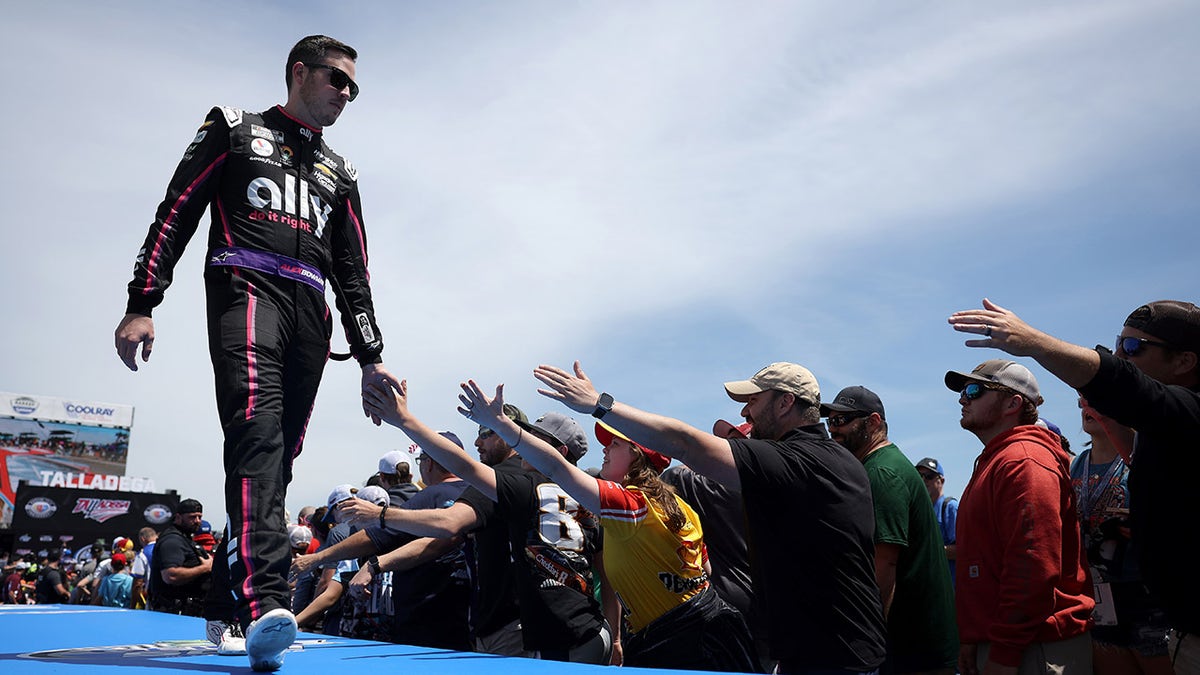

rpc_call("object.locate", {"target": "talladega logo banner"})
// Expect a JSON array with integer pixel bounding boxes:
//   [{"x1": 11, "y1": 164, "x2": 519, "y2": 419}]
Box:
[{"x1": 10, "y1": 485, "x2": 177, "y2": 554}]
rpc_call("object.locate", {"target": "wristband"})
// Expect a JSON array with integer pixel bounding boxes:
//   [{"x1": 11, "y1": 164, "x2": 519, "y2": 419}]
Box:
[
  {"x1": 378, "y1": 504, "x2": 389, "y2": 531},
  {"x1": 367, "y1": 555, "x2": 381, "y2": 576}
]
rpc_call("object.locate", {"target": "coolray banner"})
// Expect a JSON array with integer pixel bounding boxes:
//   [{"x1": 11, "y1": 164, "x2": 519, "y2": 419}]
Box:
[
  {"x1": 2, "y1": 391, "x2": 134, "y2": 427},
  {"x1": 9, "y1": 485, "x2": 177, "y2": 556},
  {"x1": 0, "y1": 391, "x2": 134, "y2": 528}
]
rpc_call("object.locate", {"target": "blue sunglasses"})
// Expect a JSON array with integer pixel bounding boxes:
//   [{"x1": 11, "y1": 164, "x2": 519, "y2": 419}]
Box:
[
  {"x1": 1116, "y1": 335, "x2": 1170, "y2": 357},
  {"x1": 961, "y1": 382, "x2": 1004, "y2": 400}
]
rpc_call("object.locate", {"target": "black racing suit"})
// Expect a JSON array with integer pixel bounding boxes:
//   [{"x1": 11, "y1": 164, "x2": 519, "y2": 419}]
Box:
[{"x1": 125, "y1": 104, "x2": 385, "y2": 628}]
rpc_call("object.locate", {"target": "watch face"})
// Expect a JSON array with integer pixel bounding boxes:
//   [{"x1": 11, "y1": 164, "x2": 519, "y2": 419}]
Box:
[{"x1": 594, "y1": 393, "x2": 614, "y2": 418}]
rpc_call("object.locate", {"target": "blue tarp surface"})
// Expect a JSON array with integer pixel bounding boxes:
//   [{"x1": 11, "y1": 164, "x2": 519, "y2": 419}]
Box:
[{"x1": 0, "y1": 604, "x2": 685, "y2": 675}]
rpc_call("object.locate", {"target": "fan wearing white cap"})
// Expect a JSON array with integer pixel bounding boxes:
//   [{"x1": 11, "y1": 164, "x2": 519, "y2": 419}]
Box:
[
  {"x1": 532, "y1": 360, "x2": 887, "y2": 673},
  {"x1": 327, "y1": 485, "x2": 393, "y2": 641},
  {"x1": 376, "y1": 450, "x2": 419, "y2": 504},
  {"x1": 943, "y1": 358, "x2": 1092, "y2": 673},
  {"x1": 950, "y1": 298, "x2": 1200, "y2": 670},
  {"x1": 295, "y1": 484, "x2": 375, "y2": 632}
]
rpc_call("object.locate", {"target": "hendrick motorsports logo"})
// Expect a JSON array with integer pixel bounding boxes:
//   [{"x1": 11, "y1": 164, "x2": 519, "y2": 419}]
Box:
[
  {"x1": 144, "y1": 504, "x2": 172, "y2": 525},
  {"x1": 25, "y1": 497, "x2": 57, "y2": 519},
  {"x1": 11, "y1": 396, "x2": 38, "y2": 415},
  {"x1": 72, "y1": 498, "x2": 131, "y2": 523}
]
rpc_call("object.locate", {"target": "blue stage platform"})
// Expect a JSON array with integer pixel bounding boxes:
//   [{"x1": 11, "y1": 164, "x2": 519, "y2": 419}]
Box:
[{"x1": 0, "y1": 605, "x2": 690, "y2": 674}]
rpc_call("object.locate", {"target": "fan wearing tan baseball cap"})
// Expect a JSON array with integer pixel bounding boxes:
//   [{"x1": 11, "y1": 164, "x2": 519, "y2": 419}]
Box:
[{"x1": 534, "y1": 360, "x2": 886, "y2": 673}]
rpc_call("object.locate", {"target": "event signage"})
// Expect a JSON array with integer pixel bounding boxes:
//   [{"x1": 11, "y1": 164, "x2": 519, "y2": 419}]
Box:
[
  {"x1": 9, "y1": 484, "x2": 177, "y2": 555},
  {"x1": 2, "y1": 391, "x2": 134, "y2": 427},
  {"x1": 36, "y1": 471, "x2": 157, "y2": 492},
  {"x1": 0, "y1": 391, "x2": 135, "y2": 528}
]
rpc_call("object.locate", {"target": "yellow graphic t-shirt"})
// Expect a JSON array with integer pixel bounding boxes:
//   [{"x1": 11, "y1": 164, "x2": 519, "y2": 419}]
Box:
[{"x1": 597, "y1": 480, "x2": 708, "y2": 632}]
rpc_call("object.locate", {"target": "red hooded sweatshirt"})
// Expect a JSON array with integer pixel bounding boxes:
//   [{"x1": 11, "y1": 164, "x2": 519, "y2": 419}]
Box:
[{"x1": 957, "y1": 424, "x2": 1093, "y2": 666}]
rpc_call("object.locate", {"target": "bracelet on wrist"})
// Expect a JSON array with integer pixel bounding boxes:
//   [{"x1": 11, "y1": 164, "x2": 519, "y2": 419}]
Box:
[
  {"x1": 378, "y1": 504, "x2": 389, "y2": 531},
  {"x1": 511, "y1": 428, "x2": 524, "y2": 450}
]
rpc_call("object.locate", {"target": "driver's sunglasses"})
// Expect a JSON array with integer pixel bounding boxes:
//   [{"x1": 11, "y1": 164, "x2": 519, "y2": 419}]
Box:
[
  {"x1": 304, "y1": 62, "x2": 359, "y2": 101},
  {"x1": 477, "y1": 428, "x2": 496, "y2": 439},
  {"x1": 1116, "y1": 335, "x2": 1171, "y2": 357}
]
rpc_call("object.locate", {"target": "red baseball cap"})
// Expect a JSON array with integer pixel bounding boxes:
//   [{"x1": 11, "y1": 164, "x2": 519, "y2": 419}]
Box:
[
  {"x1": 712, "y1": 419, "x2": 752, "y2": 439},
  {"x1": 594, "y1": 422, "x2": 671, "y2": 473}
]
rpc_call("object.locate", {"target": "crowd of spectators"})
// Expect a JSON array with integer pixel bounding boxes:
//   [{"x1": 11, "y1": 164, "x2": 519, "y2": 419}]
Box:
[
  {"x1": 2, "y1": 434, "x2": 129, "y2": 463},
  {"x1": 3, "y1": 524, "x2": 188, "y2": 610},
  {"x1": 3, "y1": 297, "x2": 1196, "y2": 675}
]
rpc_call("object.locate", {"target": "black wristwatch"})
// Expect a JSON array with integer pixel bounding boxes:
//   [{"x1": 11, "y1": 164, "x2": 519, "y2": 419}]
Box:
[
  {"x1": 592, "y1": 392, "x2": 614, "y2": 419},
  {"x1": 367, "y1": 555, "x2": 381, "y2": 576}
]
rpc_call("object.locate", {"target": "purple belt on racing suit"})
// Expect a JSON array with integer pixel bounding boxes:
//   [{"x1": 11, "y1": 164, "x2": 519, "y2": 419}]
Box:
[{"x1": 207, "y1": 246, "x2": 326, "y2": 294}]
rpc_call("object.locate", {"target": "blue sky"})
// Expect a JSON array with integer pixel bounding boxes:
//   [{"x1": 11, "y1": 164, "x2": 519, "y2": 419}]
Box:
[{"x1": 3, "y1": 1, "x2": 1197, "y2": 522}]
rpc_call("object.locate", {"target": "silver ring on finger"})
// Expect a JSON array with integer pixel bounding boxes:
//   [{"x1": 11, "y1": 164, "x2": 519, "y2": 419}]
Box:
[{"x1": 985, "y1": 325, "x2": 993, "y2": 337}]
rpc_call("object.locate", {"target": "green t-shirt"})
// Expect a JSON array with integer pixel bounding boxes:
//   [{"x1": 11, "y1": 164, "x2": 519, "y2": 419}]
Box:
[{"x1": 864, "y1": 443, "x2": 958, "y2": 670}]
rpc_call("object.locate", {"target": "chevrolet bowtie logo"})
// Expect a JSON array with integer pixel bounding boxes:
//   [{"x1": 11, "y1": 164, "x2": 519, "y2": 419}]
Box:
[{"x1": 211, "y1": 251, "x2": 238, "y2": 263}]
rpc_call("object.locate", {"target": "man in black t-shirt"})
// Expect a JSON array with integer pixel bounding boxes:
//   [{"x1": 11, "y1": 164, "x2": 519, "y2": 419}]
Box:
[
  {"x1": 34, "y1": 549, "x2": 70, "y2": 604},
  {"x1": 535, "y1": 360, "x2": 887, "y2": 674},
  {"x1": 150, "y1": 498, "x2": 212, "y2": 617},
  {"x1": 455, "y1": 430, "x2": 605, "y2": 662}
]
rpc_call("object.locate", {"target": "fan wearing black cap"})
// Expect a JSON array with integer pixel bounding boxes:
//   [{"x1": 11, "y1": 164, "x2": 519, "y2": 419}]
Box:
[
  {"x1": 33, "y1": 548, "x2": 70, "y2": 604},
  {"x1": 913, "y1": 457, "x2": 958, "y2": 585},
  {"x1": 821, "y1": 386, "x2": 957, "y2": 674},
  {"x1": 950, "y1": 298, "x2": 1200, "y2": 672},
  {"x1": 534, "y1": 360, "x2": 886, "y2": 675},
  {"x1": 148, "y1": 498, "x2": 211, "y2": 617},
  {"x1": 352, "y1": 379, "x2": 611, "y2": 665}
]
